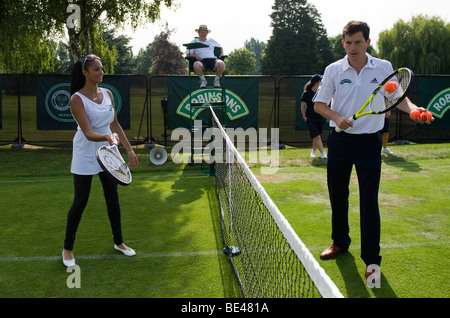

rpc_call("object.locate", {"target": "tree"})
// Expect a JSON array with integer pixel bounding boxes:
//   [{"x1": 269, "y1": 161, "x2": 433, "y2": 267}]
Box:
[
  {"x1": 64, "y1": 0, "x2": 176, "y2": 62},
  {"x1": 134, "y1": 44, "x2": 154, "y2": 74},
  {"x1": 103, "y1": 28, "x2": 135, "y2": 74},
  {"x1": 0, "y1": 0, "x2": 176, "y2": 73},
  {"x1": 378, "y1": 15, "x2": 450, "y2": 74},
  {"x1": 226, "y1": 48, "x2": 256, "y2": 75},
  {"x1": 0, "y1": 0, "x2": 60, "y2": 73},
  {"x1": 260, "y1": 0, "x2": 333, "y2": 75},
  {"x1": 52, "y1": 40, "x2": 74, "y2": 74},
  {"x1": 150, "y1": 24, "x2": 186, "y2": 75},
  {"x1": 244, "y1": 38, "x2": 266, "y2": 74},
  {"x1": 0, "y1": 34, "x2": 56, "y2": 73},
  {"x1": 84, "y1": 22, "x2": 118, "y2": 74},
  {"x1": 50, "y1": 24, "x2": 136, "y2": 74}
]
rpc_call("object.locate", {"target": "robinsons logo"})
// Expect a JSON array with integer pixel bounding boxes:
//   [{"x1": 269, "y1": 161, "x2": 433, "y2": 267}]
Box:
[
  {"x1": 176, "y1": 88, "x2": 249, "y2": 120},
  {"x1": 170, "y1": 120, "x2": 280, "y2": 175},
  {"x1": 427, "y1": 87, "x2": 450, "y2": 119}
]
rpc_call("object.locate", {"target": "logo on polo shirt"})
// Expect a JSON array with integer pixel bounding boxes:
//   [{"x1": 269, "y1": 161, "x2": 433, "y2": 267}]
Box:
[
  {"x1": 370, "y1": 78, "x2": 379, "y2": 84},
  {"x1": 340, "y1": 79, "x2": 352, "y2": 85}
]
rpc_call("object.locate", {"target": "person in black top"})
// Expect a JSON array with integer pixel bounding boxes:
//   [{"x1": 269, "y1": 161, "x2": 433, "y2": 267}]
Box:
[{"x1": 301, "y1": 74, "x2": 327, "y2": 158}]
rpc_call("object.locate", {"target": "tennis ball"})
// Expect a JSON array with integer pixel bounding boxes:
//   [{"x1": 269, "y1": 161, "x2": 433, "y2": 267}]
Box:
[
  {"x1": 409, "y1": 109, "x2": 422, "y2": 120},
  {"x1": 385, "y1": 81, "x2": 398, "y2": 94},
  {"x1": 420, "y1": 111, "x2": 432, "y2": 123}
]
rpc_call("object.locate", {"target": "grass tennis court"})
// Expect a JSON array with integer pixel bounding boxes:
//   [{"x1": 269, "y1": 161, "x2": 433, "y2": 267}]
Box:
[{"x1": 0, "y1": 142, "x2": 449, "y2": 298}]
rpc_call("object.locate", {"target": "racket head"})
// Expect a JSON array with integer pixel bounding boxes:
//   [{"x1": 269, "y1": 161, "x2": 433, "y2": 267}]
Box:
[
  {"x1": 96, "y1": 145, "x2": 132, "y2": 186},
  {"x1": 368, "y1": 67, "x2": 414, "y2": 114}
]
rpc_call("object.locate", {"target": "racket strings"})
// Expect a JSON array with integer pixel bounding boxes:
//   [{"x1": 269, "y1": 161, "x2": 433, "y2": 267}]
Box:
[
  {"x1": 373, "y1": 69, "x2": 412, "y2": 113},
  {"x1": 97, "y1": 148, "x2": 132, "y2": 184}
]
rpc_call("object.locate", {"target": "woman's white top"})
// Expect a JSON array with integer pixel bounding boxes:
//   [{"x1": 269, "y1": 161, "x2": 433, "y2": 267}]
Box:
[{"x1": 70, "y1": 88, "x2": 115, "y2": 175}]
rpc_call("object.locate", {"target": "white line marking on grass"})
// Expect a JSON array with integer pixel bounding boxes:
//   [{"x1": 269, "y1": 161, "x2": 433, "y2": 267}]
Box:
[
  {"x1": 0, "y1": 179, "x2": 72, "y2": 183},
  {"x1": 308, "y1": 241, "x2": 450, "y2": 252},
  {"x1": 1, "y1": 242, "x2": 449, "y2": 262},
  {"x1": 0, "y1": 250, "x2": 222, "y2": 262},
  {"x1": 0, "y1": 173, "x2": 206, "y2": 184}
]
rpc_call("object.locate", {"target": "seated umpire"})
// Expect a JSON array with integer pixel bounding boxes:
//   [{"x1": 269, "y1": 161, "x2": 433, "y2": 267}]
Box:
[{"x1": 185, "y1": 24, "x2": 226, "y2": 88}]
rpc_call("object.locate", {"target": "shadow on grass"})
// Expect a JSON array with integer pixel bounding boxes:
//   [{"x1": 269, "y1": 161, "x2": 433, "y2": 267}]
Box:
[
  {"x1": 207, "y1": 185, "x2": 242, "y2": 298},
  {"x1": 382, "y1": 154, "x2": 421, "y2": 172},
  {"x1": 335, "y1": 252, "x2": 397, "y2": 298}
]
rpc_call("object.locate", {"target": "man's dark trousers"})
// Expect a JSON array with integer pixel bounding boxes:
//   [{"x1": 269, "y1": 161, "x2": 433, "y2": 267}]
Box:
[{"x1": 326, "y1": 129, "x2": 382, "y2": 266}]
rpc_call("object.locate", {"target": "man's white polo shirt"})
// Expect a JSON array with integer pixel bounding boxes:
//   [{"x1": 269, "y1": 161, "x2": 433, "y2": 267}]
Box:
[
  {"x1": 313, "y1": 53, "x2": 394, "y2": 134},
  {"x1": 185, "y1": 38, "x2": 221, "y2": 59}
]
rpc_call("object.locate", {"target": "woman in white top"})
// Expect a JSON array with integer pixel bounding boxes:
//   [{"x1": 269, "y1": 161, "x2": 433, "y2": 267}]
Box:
[{"x1": 62, "y1": 54, "x2": 139, "y2": 267}]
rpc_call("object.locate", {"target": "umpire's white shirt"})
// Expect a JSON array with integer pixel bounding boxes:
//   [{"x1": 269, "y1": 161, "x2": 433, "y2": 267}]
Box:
[
  {"x1": 71, "y1": 88, "x2": 114, "y2": 175},
  {"x1": 314, "y1": 53, "x2": 394, "y2": 134},
  {"x1": 185, "y1": 38, "x2": 221, "y2": 59}
]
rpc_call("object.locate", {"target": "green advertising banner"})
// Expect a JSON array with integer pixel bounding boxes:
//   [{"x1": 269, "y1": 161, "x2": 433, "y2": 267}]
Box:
[
  {"x1": 419, "y1": 76, "x2": 450, "y2": 129},
  {"x1": 36, "y1": 75, "x2": 130, "y2": 130},
  {"x1": 167, "y1": 76, "x2": 258, "y2": 130}
]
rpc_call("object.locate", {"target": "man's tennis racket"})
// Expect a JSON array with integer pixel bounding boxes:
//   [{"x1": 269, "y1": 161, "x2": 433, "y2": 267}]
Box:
[
  {"x1": 96, "y1": 133, "x2": 132, "y2": 186},
  {"x1": 336, "y1": 67, "x2": 414, "y2": 132}
]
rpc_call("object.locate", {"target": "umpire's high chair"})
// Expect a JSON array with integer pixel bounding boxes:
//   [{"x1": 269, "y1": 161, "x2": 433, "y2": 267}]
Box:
[{"x1": 183, "y1": 42, "x2": 228, "y2": 169}]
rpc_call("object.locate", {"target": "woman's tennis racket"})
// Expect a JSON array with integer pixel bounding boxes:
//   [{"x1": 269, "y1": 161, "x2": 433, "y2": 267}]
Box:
[
  {"x1": 335, "y1": 67, "x2": 414, "y2": 132},
  {"x1": 96, "y1": 133, "x2": 132, "y2": 186}
]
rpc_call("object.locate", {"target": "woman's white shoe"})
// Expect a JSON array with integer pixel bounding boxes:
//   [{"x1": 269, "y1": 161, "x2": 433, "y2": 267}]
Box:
[
  {"x1": 114, "y1": 244, "x2": 136, "y2": 257},
  {"x1": 62, "y1": 250, "x2": 76, "y2": 267}
]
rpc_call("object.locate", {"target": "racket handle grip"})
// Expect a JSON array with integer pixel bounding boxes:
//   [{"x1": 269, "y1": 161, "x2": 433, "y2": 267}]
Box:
[
  {"x1": 112, "y1": 133, "x2": 119, "y2": 145},
  {"x1": 335, "y1": 117, "x2": 354, "y2": 133}
]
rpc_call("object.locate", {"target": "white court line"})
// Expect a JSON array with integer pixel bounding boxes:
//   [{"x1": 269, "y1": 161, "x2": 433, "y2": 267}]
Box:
[
  {"x1": 0, "y1": 172, "x2": 206, "y2": 184},
  {"x1": 308, "y1": 241, "x2": 450, "y2": 252},
  {"x1": 1, "y1": 160, "x2": 449, "y2": 184},
  {"x1": 0, "y1": 178, "x2": 72, "y2": 183},
  {"x1": 1, "y1": 241, "x2": 449, "y2": 262},
  {"x1": 0, "y1": 250, "x2": 221, "y2": 262}
]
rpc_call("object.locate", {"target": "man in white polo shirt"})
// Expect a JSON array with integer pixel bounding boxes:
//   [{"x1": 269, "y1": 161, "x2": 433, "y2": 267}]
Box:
[
  {"x1": 314, "y1": 21, "x2": 432, "y2": 283},
  {"x1": 186, "y1": 24, "x2": 226, "y2": 88}
]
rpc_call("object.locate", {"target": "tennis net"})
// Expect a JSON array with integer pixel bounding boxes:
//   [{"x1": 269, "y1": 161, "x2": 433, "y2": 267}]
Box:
[{"x1": 211, "y1": 107, "x2": 343, "y2": 298}]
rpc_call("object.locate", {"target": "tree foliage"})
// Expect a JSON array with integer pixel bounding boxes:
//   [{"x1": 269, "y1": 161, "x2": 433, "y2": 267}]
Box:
[
  {"x1": 244, "y1": 38, "x2": 266, "y2": 74},
  {"x1": 134, "y1": 44, "x2": 154, "y2": 74},
  {"x1": 0, "y1": 0, "x2": 176, "y2": 73},
  {"x1": 0, "y1": 34, "x2": 56, "y2": 74},
  {"x1": 260, "y1": 0, "x2": 333, "y2": 75},
  {"x1": 0, "y1": 0, "x2": 57, "y2": 73},
  {"x1": 378, "y1": 15, "x2": 450, "y2": 74},
  {"x1": 84, "y1": 22, "x2": 118, "y2": 74},
  {"x1": 226, "y1": 48, "x2": 256, "y2": 75},
  {"x1": 150, "y1": 24, "x2": 186, "y2": 75}
]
